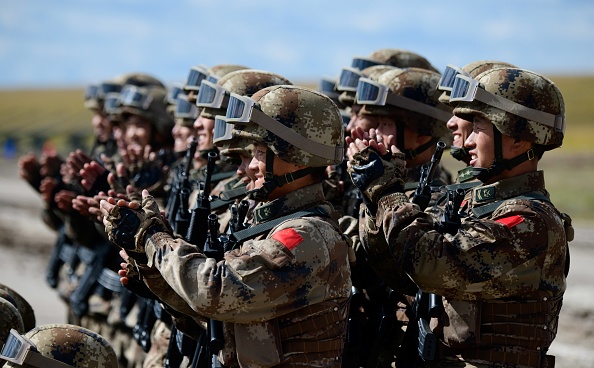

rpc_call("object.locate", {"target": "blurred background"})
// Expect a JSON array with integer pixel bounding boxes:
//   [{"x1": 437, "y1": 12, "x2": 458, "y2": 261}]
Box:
[{"x1": 1, "y1": 0, "x2": 594, "y2": 365}]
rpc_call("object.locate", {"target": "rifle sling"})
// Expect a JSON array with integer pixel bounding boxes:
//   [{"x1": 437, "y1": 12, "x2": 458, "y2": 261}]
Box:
[
  {"x1": 228, "y1": 207, "x2": 329, "y2": 246},
  {"x1": 470, "y1": 193, "x2": 551, "y2": 218}
]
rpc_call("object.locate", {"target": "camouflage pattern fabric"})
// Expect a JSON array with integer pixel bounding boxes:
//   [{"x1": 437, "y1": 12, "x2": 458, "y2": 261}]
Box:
[
  {"x1": 0, "y1": 297, "x2": 25, "y2": 357},
  {"x1": 237, "y1": 85, "x2": 344, "y2": 167},
  {"x1": 142, "y1": 182, "x2": 352, "y2": 367},
  {"x1": 6, "y1": 324, "x2": 119, "y2": 368},
  {"x1": 360, "y1": 170, "x2": 567, "y2": 366},
  {"x1": 0, "y1": 284, "x2": 35, "y2": 331},
  {"x1": 452, "y1": 68, "x2": 565, "y2": 149}
]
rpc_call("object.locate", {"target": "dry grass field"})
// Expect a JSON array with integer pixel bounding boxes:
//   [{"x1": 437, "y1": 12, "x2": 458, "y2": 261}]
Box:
[{"x1": 1, "y1": 76, "x2": 594, "y2": 221}]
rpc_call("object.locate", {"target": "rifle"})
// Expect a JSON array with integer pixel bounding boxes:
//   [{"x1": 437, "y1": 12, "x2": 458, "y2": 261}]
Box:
[
  {"x1": 186, "y1": 151, "x2": 218, "y2": 247},
  {"x1": 412, "y1": 141, "x2": 446, "y2": 210},
  {"x1": 435, "y1": 188, "x2": 465, "y2": 235},
  {"x1": 408, "y1": 141, "x2": 447, "y2": 362},
  {"x1": 166, "y1": 139, "x2": 198, "y2": 234}
]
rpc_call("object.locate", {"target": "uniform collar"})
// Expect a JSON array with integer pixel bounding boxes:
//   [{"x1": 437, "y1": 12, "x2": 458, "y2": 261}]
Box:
[
  {"x1": 252, "y1": 182, "x2": 326, "y2": 224},
  {"x1": 469, "y1": 170, "x2": 546, "y2": 206}
]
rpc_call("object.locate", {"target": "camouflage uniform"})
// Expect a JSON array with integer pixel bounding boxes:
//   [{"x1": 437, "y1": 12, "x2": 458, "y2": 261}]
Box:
[
  {"x1": 104, "y1": 85, "x2": 352, "y2": 367},
  {"x1": 350, "y1": 68, "x2": 570, "y2": 367}
]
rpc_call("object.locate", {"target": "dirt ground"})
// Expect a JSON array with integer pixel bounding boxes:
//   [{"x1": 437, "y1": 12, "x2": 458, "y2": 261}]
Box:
[{"x1": 1, "y1": 158, "x2": 593, "y2": 366}]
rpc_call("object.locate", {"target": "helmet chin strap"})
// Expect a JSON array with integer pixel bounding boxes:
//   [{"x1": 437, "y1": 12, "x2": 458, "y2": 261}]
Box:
[
  {"x1": 395, "y1": 122, "x2": 437, "y2": 160},
  {"x1": 471, "y1": 127, "x2": 541, "y2": 182},
  {"x1": 249, "y1": 149, "x2": 315, "y2": 201}
]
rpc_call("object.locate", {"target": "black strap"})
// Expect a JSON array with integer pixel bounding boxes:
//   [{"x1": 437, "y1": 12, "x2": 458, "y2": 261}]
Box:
[
  {"x1": 210, "y1": 171, "x2": 236, "y2": 183},
  {"x1": 470, "y1": 192, "x2": 551, "y2": 218},
  {"x1": 228, "y1": 207, "x2": 329, "y2": 246}
]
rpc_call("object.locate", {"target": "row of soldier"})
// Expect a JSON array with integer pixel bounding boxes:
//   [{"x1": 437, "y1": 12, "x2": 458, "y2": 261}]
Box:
[{"x1": 10, "y1": 47, "x2": 572, "y2": 368}]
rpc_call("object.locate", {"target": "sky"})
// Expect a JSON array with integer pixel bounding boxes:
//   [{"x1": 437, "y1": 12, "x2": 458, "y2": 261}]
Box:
[{"x1": 1, "y1": 0, "x2": 593, "y2": 89}]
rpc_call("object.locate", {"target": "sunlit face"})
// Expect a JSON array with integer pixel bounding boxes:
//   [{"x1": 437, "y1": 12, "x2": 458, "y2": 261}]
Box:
[
  {"x1": 124, "y1": 115, "x2": 153, "y2": 154},
  {"x1": 249, "y1": 144, "x2": 268, "y2": 191},
  {"x1": 91, "y1": 111, "x2": 112, "y2": 143},
  {"x1": 172, "y1": 119, "x2": 196, "y2": 153},
  {"x1": 447, "y1": 115, "x2": 473, "y2": 149},
  {"x1": 237, "y1": 153, "x2": 255, "y2": 190},
  {"x1": 193, "y1": 115, "x2": 215, "y2": 153},
  {"x1": 346, "y1": 104, "x2": 363, "y2": 133}
]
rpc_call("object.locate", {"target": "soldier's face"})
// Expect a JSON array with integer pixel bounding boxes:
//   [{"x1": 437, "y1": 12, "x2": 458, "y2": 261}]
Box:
[
  {"x1": 447, "y1": 115, "x2": 473, "y2": 149},
  {"x1": 172, "y1": 120, "x2": 196, "y2": 153},
  {"x1": 193, "y1": 115, "x2": 215, "y2": 152},
  {"x1": 91, "y1": 111, "x2": 112, "y2": 143},
  {"x1": 125, "y1": 115, "x2": 152, "y2": 153},
  {"x1": 238, "y1": 153, "x2": 255, "y2": 190}
]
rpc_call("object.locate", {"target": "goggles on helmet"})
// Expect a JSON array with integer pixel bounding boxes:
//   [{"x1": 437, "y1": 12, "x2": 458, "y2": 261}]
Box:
[
  {"x1": 207, "y1": 75, "x2": 219, "y2": 84},
  {"x1": 99, "y1": 82, "x2": 122, "y2": 98},
  {"x1": 103, "y1": 92, "x2": 121, "y2": 115},
  {"x1": 175, "y1": 95, "x2": 199, "y2": 119},
  {"x1": 119, "y1": 85, "x2": 153, "y2": 110},
  {"x1": 166, "y1": 85, "x2": 183, "y2": 105},
  {"x1": 184, "y1": 66, "x2": 210, "y2": 91},
  {"x1": 351, "y1": 57, "x2": 382, "y2": 71},
  {"x1": 225, "y1": 93, "x2": 344, "y2": 162},
  {"x1": 318, "y1": 77, "x2": 339, "y2": 99},
  {"x1": 213, "y1": 115, "x2": 235, "y2": 144},
  {"x1": 356, "y1": 78, "x2": 452, "y2": 122},
  {"x1": 0, "y1": 329, "x2": 72, "y2": 368},
  {"x1": 84, "y1": 84, "x2": 99, "y2": 101},
  {"x1": 337, "y1": 67, "x2": 365, "y2": 92},
  {"x1": 437, "y1": 64, "x2": 471, "y2": 92},
  {"x1": 196, "y1": 80, "x2": 230, "y2": 109},
  {"x1": 450, "y1": 74, "x2": 565, "y2": 132}
]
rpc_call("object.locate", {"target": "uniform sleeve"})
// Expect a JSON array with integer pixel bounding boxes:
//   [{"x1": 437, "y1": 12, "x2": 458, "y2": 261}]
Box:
[
  {"x1": 366, "y1": 194, "x2": 566, "y2": 300},
  {"x1": 145, "y1": 217, "x2": 350, "y2": 323}
]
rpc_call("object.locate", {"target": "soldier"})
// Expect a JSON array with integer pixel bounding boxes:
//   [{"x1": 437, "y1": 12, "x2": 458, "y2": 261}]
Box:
[
  {"x1": 347, "y1": 67, "x2": 571, "y2": 367},
  {"x1": 100, "y1": 85, "x2": 352, "y2": 367},
  {"x1": 1, "y1": 324, "x2": 118, "y2": 368}
]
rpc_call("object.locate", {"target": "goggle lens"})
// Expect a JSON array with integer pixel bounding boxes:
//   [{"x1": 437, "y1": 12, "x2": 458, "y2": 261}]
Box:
[
  {"x1": 226, "y1": 96, "x2": 247, "y2": 120},
  {"x1": 351, "y1": 58, "x2": 381, "y2": 71},
  {"x1": 356, "y1": 80, "x2": 381, "y2": 104},
  {"x1": 213, "y1": 117, "x2": 234, "y2": 143},
  {"x1": 337, "y1": 68, "x2": 364, "y2": 92}
]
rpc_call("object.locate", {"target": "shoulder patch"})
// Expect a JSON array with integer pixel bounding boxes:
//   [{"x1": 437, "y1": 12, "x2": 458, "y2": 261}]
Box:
[
  {"x1": 495, "y1": 215, "x2": 524, "y2": 229},
  {"x1": 272, "y1": 228, "x2": 304, "y2": 251}
]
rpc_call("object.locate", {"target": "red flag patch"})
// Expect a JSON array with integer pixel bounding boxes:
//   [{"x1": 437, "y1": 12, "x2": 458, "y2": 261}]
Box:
[
  {"x1": 496, "y1": 215, "x2": 524, "y2": 229},
  {"x1": 272, "y1": 228, "x2": 304, "y2": 251}
]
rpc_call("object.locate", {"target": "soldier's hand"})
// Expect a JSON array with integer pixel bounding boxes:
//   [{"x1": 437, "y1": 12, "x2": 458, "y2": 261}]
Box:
[
  {"x1": 80, "y1": 161, "x2": 107, "y2": 192},
  {"x1": 55, "y1": 190, "x2": 76, "y2": 211},
  {"x1": 18, "y1": 153, "x2": 42, "y2": 189},
  {"x1": 39, "y1": 149, "x2": 63, "y2": 178},
  {"x1": 40, "y1": 177, "x2": 58, "y2": 204}
]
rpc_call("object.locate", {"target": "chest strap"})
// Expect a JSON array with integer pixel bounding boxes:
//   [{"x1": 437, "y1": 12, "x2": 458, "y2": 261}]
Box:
[
  {"x1": 470, "y1": 192, "x2": 551, "y2": 218},
  {"x1": 228, "y1": 207, "x2": 329, "y2": 246}
]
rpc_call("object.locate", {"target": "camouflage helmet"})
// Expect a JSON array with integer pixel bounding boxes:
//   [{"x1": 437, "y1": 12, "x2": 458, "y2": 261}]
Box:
[
  {"x1": 2, "y1": 324, "x2": 118, "y2": 368},
  {"x1": 438, "y1": 60, "x2": 518, "y2": 104},
  {"x1": 0, "y1": 284, "x2": 35, "y2": 331},
  {"x1": 206, "y1": 64, "x2": 249, "y2": 84},
  {"x1": 452, "y1": 67, "x2": 565, "y2": 149},
  {"x1": 368, "y1": 48, "x2": 439, "y2": 72},
  {"x1": 236, "y1": 85, "x2": 345, "y2": 167},
  {"x1": 200, "y1": 69, "x2": 292, "y2": 119},
  {"x1": 0, "y1": 297, "x2": 25, "y2": 354},
  {"x1": 119, "y1": 84, "x2": 175, "y2": 136},
  {"x1": 338, "y1": 65, "x2": 398, "y2": 106},
  {"x1": 360, "y1": 67, "x2": 453, "y2": 139},
  {"x1": 84, "y1": 72, "x2": 165, "y2": 110}
]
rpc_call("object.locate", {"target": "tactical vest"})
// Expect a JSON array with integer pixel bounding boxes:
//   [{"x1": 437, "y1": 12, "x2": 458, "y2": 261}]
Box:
[{"x1": 437, "y1": 192, "x2": 571, "y2": 368}]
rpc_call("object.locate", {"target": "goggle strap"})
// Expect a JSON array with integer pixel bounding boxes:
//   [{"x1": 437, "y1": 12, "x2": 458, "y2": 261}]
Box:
[
  {"x1": 385, "y1": 94, "x2": 451, "y2": 122},
  {"x1": 25, "y1": 350, "x2": 74, "y2": 368},
  {"x1": 251, "y1": 108, "x2": 345, "y2": 162},
  {"x1": 475, "y1": 88, "x2": 564, "y2": 133}
]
